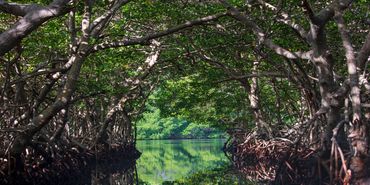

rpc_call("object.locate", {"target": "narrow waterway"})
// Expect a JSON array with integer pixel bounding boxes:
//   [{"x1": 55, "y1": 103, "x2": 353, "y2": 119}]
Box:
[
  {"x1": 43, "y1": 139, "x2": 251, "y2": 185},
  {"x1": 136, "y1": 139, "x2": 249, "y2": 184}
]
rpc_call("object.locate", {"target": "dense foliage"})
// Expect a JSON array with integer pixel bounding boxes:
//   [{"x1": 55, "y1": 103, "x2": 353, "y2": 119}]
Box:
[
  {"x1": 136, "y1": 104, "x2": 225, "y2": 139},
  {"x1": 0, "y1": 0, "x2": 369, "y2": 184}
]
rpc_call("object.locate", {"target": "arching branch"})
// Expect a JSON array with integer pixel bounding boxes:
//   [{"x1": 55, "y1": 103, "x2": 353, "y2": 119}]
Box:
[{"x1": 0, "y1": 0, "x2": 72, "y2": 56}]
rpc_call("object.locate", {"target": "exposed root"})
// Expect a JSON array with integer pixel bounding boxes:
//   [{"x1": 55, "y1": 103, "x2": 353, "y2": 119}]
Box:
[{"x1": 228, "y1": 132, "x2": 357, "y2": 185}]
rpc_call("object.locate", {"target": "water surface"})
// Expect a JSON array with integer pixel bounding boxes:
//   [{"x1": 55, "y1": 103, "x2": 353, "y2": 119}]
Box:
[{"x1": 136, "y1": 139, "x2": 230, "y2": 184}]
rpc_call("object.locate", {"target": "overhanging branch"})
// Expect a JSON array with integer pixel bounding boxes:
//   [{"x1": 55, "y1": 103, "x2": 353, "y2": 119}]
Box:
[
  {"x1": 220, "y1": 0, "x2": 312, "y2": 60},
  {"x1": 0, "y1": 0, "x2": 72, "y2": 56},
  {"x1": 92, "y1": 12, "x2": 227, "y2": 52},
  {"x1": 0, "y1": 1, "x2": 41, "y2": 16}
]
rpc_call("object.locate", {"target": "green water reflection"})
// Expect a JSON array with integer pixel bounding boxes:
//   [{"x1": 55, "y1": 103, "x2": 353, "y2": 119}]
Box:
[{"x1": 136, "y1": 139, "x2": 230, "y2": 185}]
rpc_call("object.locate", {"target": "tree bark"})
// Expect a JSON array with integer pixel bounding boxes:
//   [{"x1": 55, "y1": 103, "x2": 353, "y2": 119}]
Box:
[
  {"x1": 335, "y1": 8, "x2": 369, "y2": 184},
  {"x1": 0, "y1": 0, "x2": 71, "y2": 56},
  {"x1": 248, "y1": 60, "x2": 271, "y2": 137}
]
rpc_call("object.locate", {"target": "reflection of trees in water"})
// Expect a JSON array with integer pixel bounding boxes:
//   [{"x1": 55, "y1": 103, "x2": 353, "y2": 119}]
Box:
[
  {"x1": 175, "y1": 146, "x2": 194, "y2": 160},
  {"x1": 136, "y1": 140, "x2": 229, "y2": 184},
  {"x1": 169, "y1": 167, "x2": 252, "y2": 185}
]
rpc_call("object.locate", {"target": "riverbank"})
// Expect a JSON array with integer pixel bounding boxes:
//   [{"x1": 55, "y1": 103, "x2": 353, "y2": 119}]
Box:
[{"x1": 0, "y1": 144, "x2": 140, "y2": 185}]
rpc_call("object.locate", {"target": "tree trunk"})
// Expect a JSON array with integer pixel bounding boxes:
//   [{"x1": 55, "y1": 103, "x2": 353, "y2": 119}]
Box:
[
  {"x1": 121, "y1": 110, "x2": 133, "y2": 144},
  {"x1": 239, "y1": 60, "x2": 272, "y2": 137},
  {"x1": 9, "y1": 51, "x2": 87, "y2": 157}
]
